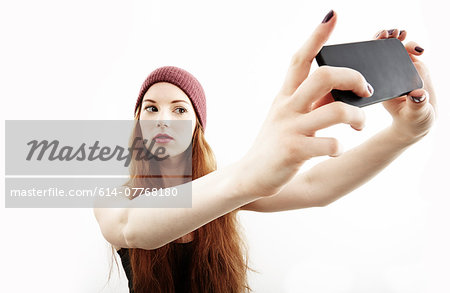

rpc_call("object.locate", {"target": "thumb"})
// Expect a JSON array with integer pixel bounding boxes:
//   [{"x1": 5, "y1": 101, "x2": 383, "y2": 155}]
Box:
[{"x1": 406, "y1": 88, "x2": 429, "y2": 114}]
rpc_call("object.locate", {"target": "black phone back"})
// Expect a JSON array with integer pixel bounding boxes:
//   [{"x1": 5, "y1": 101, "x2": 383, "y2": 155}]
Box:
[{"x1": 315, "y1": 38, "x2": 423, "y2": 107}]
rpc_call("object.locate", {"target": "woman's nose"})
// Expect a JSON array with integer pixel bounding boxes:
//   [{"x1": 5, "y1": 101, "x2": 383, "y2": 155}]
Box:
[{"x1": 155, "y1": 109, "x2": 171, "y2": 126}]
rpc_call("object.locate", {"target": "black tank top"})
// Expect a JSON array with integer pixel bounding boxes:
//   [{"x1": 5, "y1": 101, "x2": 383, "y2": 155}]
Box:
[{"x1": 117, "y1": 241, "x2": 194, "y2": 293}]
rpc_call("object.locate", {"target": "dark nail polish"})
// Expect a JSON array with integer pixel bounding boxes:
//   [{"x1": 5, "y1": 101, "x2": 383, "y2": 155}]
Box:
[
  {"x1": 388, "y1": 29, "x2": 395, "y2": 35},
  {"x1": 322, "y1": 10, "x2": 334, "y2": 23},
  {"x1": 367, "y1": 83, "x2": 374, "y2": 95},
  {"x1": 410, "y1": 95, "x2": 425, "y2": 103},
  {"x1": 415, "y1": 46, "x2": 424, "y2": 53},
  {"x1": 399, "y1": 30, "x2": 405, "y2": 35}
]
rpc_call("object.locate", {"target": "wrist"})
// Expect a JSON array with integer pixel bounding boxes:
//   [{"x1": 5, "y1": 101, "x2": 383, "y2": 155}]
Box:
[
  {"x1": 231, "y1": 153, "x2": 280, "y2": 199},
  {"x1": 224, "y1": 159, "x2": 266, "y2": 204},
  {"x1": 386, "y1": 124, "x2": 425, "y2": 148}
]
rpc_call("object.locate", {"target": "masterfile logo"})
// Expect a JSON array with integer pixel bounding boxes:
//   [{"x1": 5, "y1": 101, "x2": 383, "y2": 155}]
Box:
[{"x1": 4, "y1": 120, "x2": 193, "y2": 208}]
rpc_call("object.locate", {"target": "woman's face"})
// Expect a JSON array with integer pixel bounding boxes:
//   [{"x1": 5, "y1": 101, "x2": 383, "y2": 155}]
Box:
[{"x1": 138, "y1": 82, "x2": 196, "y2": 159}]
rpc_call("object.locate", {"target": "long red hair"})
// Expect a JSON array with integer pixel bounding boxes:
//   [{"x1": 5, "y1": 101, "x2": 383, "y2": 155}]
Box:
[{"x1": 105, "y1": 103, "x2": 256, "y2": 292}]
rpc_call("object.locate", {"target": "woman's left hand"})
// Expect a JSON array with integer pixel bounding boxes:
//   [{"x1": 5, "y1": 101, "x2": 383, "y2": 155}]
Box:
[{"x1": 373, "y1": 29, "x2": 437, "y2": 144}]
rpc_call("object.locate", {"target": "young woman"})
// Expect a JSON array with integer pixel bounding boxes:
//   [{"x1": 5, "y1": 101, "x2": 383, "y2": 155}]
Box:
[{"x1": 94, "y1": 10, "x2": 437, "y2": 293}]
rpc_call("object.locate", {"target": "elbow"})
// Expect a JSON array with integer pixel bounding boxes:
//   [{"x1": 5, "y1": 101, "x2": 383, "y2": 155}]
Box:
[
  {"x1": 117, "y1": 208, "x2": 144, "y2": 249},
  {"x1": 122, "y1": 223, "x2": 164, "y2": 250},
  {"x1": 121, "y1": 209, "x2": 140, "y2": 249},
  {"x1": 122, "y1": 224, "x2": 138, "y2": 249}
]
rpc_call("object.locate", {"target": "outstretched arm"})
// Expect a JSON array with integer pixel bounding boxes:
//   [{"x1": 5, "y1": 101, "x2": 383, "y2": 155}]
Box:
[
  {"x1": 241, "y1": 28, "x2": 437, "y2": 213},
  {"x1": 95, "y1": 11, "x2": 373, "y2": 250},
  {"x1": 240, "y1": 126, "x2": 418, "y2": 212}
]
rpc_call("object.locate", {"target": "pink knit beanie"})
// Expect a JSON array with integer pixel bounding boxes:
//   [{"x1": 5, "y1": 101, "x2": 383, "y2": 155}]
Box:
[{"x1": 134, "y1": 66, "x2": 207, "y2": 131}]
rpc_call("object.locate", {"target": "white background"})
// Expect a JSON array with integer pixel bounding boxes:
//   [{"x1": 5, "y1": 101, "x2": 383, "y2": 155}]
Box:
[{"x1": 1, "y1": 0, "x2": 448, "y2": 292}]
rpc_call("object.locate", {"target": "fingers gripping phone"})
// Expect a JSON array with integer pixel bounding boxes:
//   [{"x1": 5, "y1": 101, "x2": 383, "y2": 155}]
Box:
[{"x1": 315, "y1": 38, "x2": 423, "y2": 107}]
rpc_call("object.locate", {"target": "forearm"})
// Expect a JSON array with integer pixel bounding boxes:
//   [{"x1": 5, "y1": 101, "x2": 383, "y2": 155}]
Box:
[
  {"x1": 300, "y1": 126, "x2": 416, "y2": 207},
  {"x1": 124, "y1": 160, "x2": 261, "y2": 249},
  {"x1": 241, "y1": 126, "x2": 416, "y2": 212}
]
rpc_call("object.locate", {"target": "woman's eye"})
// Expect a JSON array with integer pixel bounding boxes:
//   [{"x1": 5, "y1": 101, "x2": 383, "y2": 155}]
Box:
[
  {"x1": 145, "y1": 106, "x2": 157, "y2": 112},
  {"x1": 144, "y1": 106, "x2": 186, "y2": 114},
  {"x1": 175, "y1": 107, "x2": 187, "y2": 114}
]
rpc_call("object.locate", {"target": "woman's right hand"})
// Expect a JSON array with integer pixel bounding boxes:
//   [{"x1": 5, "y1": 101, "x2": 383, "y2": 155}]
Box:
[{"x1": 237, "y1": 10, "x2": 374, "y2": 198}]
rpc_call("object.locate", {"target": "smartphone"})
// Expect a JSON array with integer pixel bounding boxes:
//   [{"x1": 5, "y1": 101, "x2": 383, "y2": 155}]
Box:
[{"x1": 315, "y1": 38, "x2": 423, "y2": 107}]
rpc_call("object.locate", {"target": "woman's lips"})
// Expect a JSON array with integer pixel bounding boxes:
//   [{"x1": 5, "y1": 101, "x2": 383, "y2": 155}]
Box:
[
  {"x1": 154, "y1": 137, "x2": 173, "y2": 143},
  {"x1": 153, "y1": 133, "x2": 174, "y2": 143}
]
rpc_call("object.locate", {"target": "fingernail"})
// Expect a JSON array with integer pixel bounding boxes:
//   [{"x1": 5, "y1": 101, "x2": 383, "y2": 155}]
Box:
[
  {"x1": 367, "y1": 83, "x2": 374, "y2": 96},
  {"x1": 409, "y1": 94, "x2": 426, "y2": 103},
  {"x1": 399, "y1": 30, "x2": 405, "y2": 35},
  {"x1": 388, "y1": 29, "x2": 395, "y2": 35},
  {"x1": 322, "y1": 10, "x2": 334, "y2": 23},
  {"x1": 415, "y1": 46, "x2": 424, "y2": 53}
]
